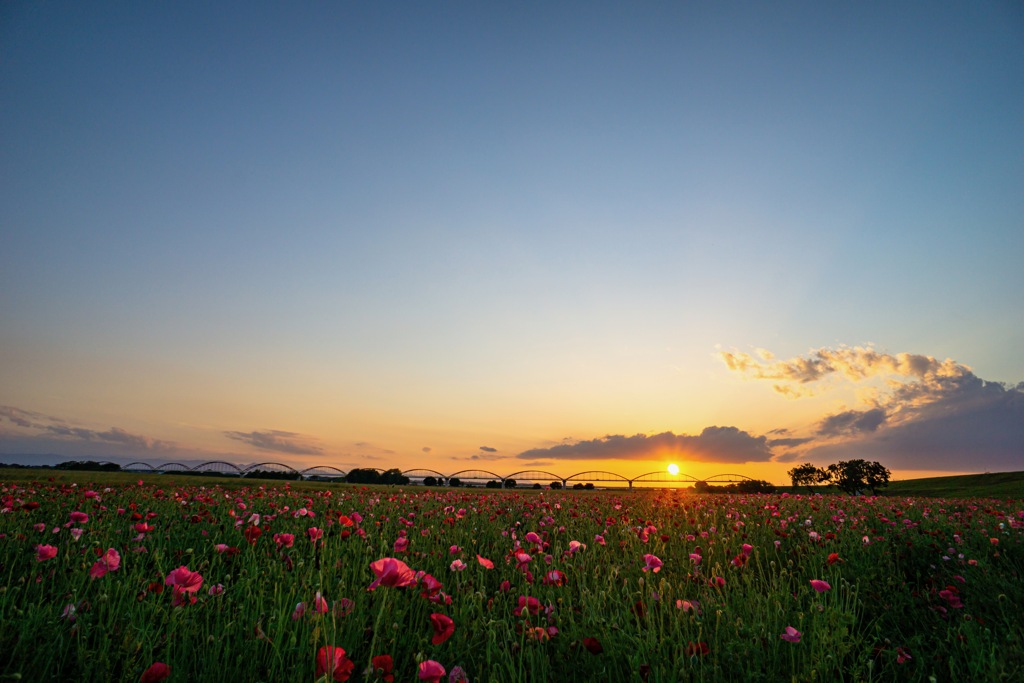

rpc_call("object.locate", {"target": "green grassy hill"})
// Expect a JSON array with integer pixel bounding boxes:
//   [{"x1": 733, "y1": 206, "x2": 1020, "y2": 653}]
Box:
[{"x1": 884, "y1": 470, "x2": 1024, "y2": 499}]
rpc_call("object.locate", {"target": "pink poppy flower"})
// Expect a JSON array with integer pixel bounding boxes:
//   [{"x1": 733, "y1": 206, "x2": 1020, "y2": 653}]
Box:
[
  {"x1": 69, "y1": 511, "x2": 89, "y2": 524},
  {"x1": 214, "y1": 543, "x2": 230, "y2": 554},
  {"x1": 476, "y1": 555, "x2": 494, "y2": 569},
  {"x1": 291, "y1": 602, "x2": 306, "y2": 620},
  {"x1": 208, "y1": 583, "x2": 224, "y2": 596},
  {"x1": 780, "y1": 626, "x2": 801, "y2": 643},
  {"x1": 393, "y1": 536, "x2": 409, "y2": 553},
  {"x1": 368, "y1": 557, "x2": 417, "y2": 591},
  {"x1": 314, "y1": 591, "x2": 329, "y2": 613},
  {"x1": 449, "y1": 558, "x2": 467, "y2": 572},
  {"x1": 513, "y1": 595, "x2": 542, "y2": 617},
  {"x1": 316, "y1": 646, "x2": 354, "y2": 682},
  {"x1": 542, "y1": 569, "x2": 566, "y2": 586},
  {"x1": 594, "y1": 534, "x2": 606, "y2": 546},
  {"x1": 273, "y1": 533, "x2": 295, "y2": 549},
  {"x1": 140, "y1": 662, "x2": 171, "y2": 683},
  {"x1": 307, "y1": 527, "x2": 323, "y2": 542},
  {"x1": 642, "y1": 554, "x2": 662, "y2": 573},
  {"x1": 89, "y1": 547, "x2": 121, "y2": 579},
  {"x1": 430, "y1": 613, "x2": 455, "y2": 645},
  {"x1": 35, "y1": 544, "x2": 58, "y2": 562},
  {"x1": 165, "y1": 565, "x2": 203, "y2": 606},
  {"x1": 568, "y1": 540, "x2": 586, "y2": 555},
  {"x1": 741, "y1": 543, "x2": 753, "y2": 557},
  {"x1": 418, "y1": 660, "x2": 446, "y2": 683},
  {"x1": 896, "y1": 647, "x2": 912, "y2": 664},
  {"x1": 809, "y1": 579, "x2": 831, "y2": 593}
]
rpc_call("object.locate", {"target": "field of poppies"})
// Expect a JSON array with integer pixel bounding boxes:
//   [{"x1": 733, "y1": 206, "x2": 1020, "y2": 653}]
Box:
[{"x1": 1, "y1": 475, "x2": 1022, "y2": 682}]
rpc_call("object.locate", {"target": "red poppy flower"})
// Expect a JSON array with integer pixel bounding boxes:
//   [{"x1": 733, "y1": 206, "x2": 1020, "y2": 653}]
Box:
[
  {"x1": 430, "y1": 613, "x2": 455, "y2": 645},
  {"x1": 316, "y1": 646, "x2": 354, "y2": 682},
  {"x1": 140, "y1": 662, "x2": 170, "y2": 683},
  {"x1": 582, "y1": 637, "x2": 603, "y2": 654},
  {"x1": 371, "y1": 654, "x2": 394, "y2": 682},
  {"x1": 686, "y1": 641, "x2": 710, "y2": 657}
]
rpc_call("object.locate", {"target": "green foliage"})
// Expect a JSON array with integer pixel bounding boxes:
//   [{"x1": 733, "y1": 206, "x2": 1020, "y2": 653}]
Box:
[
  {"x1": 826, "y1": 459, "x2": 891, "y2": 495},
  {"x1": 788, "y1": 463, "x2": 830, "y2": 491},
  {"x1": 2, "y1": 471, "x2": 1023, "y2": 682}
]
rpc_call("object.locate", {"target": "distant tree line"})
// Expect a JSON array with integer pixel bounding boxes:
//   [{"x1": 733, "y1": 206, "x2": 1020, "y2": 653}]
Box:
[
  {"x1": 788, "y1": 459, "x2": 891, "y2": 495},
  {"x1": 693, "y1": 479, "x2": 776, "y2": 494}
]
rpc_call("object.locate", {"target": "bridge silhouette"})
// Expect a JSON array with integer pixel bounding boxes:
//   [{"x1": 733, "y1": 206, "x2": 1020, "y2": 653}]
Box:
[{"x1": 118, "y1": 461, "x2": 753, "y2": 488}]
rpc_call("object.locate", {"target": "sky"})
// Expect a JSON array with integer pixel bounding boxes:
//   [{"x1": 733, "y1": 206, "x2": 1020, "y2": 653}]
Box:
[{"x1": 2, "y1": 2, "x2": 1023, "y2": 484}]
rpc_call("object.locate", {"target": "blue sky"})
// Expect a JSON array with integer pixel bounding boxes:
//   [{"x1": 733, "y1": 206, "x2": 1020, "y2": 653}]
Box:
[{"x1": 2, "y1": 2, "x2": 1022, "y2": 480}]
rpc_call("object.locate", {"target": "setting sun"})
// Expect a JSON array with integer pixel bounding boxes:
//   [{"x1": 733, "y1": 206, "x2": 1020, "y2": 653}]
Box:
[{"x1": 667, "y1": 463, "x2": 680, "y2": 475}]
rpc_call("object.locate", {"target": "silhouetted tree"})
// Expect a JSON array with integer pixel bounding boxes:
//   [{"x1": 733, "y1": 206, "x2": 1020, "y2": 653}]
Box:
[
  {"x1": 549, "y1": 481, "x2": 563, "y2": 490},
  {"x1": 423, "y1": 476, "x2": 437, "y2": 487},
  {"x1": 826, "y1": 459, "x2": 891, "y2": 495},
  {"x1": 448, "y1": 477, "x2": 462, "y2": 488},
  {"x1": 788, "y1": 463, "x2": 829, "y2": 492},
  {"x1": 485, "y1": 480, "x2": 501, "y2": 489},
  {"x1": 503, "y1": 479, "x2": 517, "y2": 489}
]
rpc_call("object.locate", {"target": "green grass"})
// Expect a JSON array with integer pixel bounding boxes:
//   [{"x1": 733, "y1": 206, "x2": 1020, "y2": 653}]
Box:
[{"x1": 885, "y1": 471, "x2": 1024, "y2": 499}]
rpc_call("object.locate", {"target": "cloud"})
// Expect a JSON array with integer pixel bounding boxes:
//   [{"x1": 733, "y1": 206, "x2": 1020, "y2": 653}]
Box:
[
  {"x1": 1, "y1": 406, "x2": 177, "y2": 452},
  {"x1": 816, "y1": 408, "x2": 887, "y2": 437},
  {"x1": 223, "y1": 430, "x2": 323, "y2": 456},
  {"x1": 719, "y1": 346, "x2": 966, "y2": 391},
  {"x1": 479, "y1": 446, "x2": 498, "y2": 453},
  {"x1": 516, "y1": 426, "x2": 773, "y2": 464},
  {"x1": 422, "y1": 447, "x2": 432, "y2": 453},
  {"x1": 722, "y1": 346, "x2": 1024, "y2": 471},
  {"x1": 451, "y1": 452, "x2": 506, "y2": 462}
]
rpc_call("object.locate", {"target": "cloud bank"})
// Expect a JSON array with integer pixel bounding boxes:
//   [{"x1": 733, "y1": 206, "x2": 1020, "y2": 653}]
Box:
[
  {"x1": 516, "y1": 426, "x2": 773, "y2": 464},
  {"x1": 223, "y1": 430, "x2": 323, "y2": 456},
  {"x1": 720, "y1": 346, "x2": 1024, "y2": 471}
]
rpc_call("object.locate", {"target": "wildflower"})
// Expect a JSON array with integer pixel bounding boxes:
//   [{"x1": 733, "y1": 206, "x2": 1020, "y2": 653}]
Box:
[
  {"x1": 594, "y1": 534, "x2": 606, "y2": 546},
  {"x1": 676, "y1": 599, "x2": 700, "y2": 614},
  {"x1": 827, "y1": 552, "x2": 841, "y2": 565},
  {"x1": 542, "y1": 569, "x2": 566, "y2": 586},
  {"x1": 273, "y1": 533, "x2": 295, "y2": 549},
  {"x1": 90, "y1": 547, "x2": 121, "y2": 579},
  {"x1": 642, "y1": 554, "x2": 662, "y2": 573},
  {"x1": 307, "y1": 527, "x2": 323, "y2": 542},
  {"x1": 291, "y1": 602, "x2": 306, "y2": 620},
  {"x1": 476, "y1": 555, "x2": 494, "y2": 569},
  {"x1": 393, "y1": 536, "x2": 409, "y2": 553},
  {"x1": 69, "y1": 511, "x2": 89, "y2": 524},
  {"x1": 809, "y1": 579, "x2": 831, "y2": 593},
  {"x1": 430, "y1": 613, "x2": 455, "y2": 645},
  {"x1": 35, "y1": 544, "x2": 58, "y2": 562},
  {"x1": 450, "y1": 559, "x2": 467, "y2": 572},
  {"x1": 568, "y1": 540, "x2": 586, "y2": 555},
  {"x1": 686, "y1": 641, "x2": 710, "y2": 657},
  {"x1": 896, "y1": 647, "x2": 912, "y2": 664},
  {"x1": 316, "y1": 646, "x2": 355, "y2": 682},
  {"x1": 418, "y1": 660, "x2": 446, "y2": 683},
  {"x1": 165, "y1": 565, "x2": 203, "y2": 606},
  {"x1": 780, "y1": 626, "x2": 801, "y2": 643},
  {"x1": 214, "y1": 543, "x2": 230, "y2": 553},
  {"x1": 741, "y1": 543, "x2": 753, "y2": 557},
  {"x1": 582, "y1": 637, "x2": 603, "y2": 654},
  {"x1": 448, "y1": 665, "x2": 469, "y2": 683},
  {"x1": 370, "y1": 654, "x2": 395, "y2": 682},
  {"x1": 513, "y1": 595, "x2": 542, "y2": 617},
  {"x1": 314, "y1": 591, "x2": 329, "y2": 613},
  {"x1": 140, "y1": 662, "x2": 171, "y2": 683},
  {"x1": 367, "y1": 558, "x2": 417, "y2": 591},
  {"x1": 208, "y1": 583, "x2": 224, "y2": 596}
]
